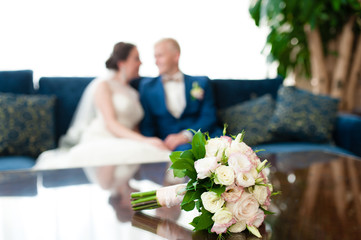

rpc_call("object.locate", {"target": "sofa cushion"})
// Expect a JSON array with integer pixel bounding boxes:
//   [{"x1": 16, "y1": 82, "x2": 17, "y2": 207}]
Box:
[
  {"x1": 334, "y1": 113, "x2": 361, "y2": 157},
  {"x1": 37, "y1": 77, "x2": 94, "y2": 143},
  {"x1": 0, "y1": 70, "x2": 34, "y2": 94},
  {"x1": 0, "y1": 156, "x2": 36, "y2": 171},
  {"x1": 218, "y1": 94, "x2": 275, "y2": 146},
  {"x1": 269, "y1": 86, "x2": 339, "y2": 143},
  {"x1": 211, "y1": 76, "x2": 283, "y2": 109},
  {"x1": 0, "y1": 93, "x2": 56, "y2": 158}
]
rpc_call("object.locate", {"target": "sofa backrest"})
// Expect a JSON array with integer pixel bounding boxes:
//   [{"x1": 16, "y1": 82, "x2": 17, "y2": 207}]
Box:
[
  {"x1": 36, "y1": 76, "x2": 284, "y2": 143},
  {"x1": 0, "y1": 70, "x2": 34, "y2": 94},
  {"x1": 211, "y1": 76, "x2": 284, "y2": 110},
  {"x1": 37, "y1": 77, "x2": 95, "y2": 141}
]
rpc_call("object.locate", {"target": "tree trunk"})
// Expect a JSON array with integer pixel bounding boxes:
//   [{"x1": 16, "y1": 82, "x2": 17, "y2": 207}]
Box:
[
  {"x1": 331, "y1": 17, "x2": 355, "y2": 109},
  {"x1": 325, "y1": 38, "x2": 339, "y2": 93},
  {"x1": 345, "y1": 34, "x2": 361, "y2": 112},
  {"x1": 304, "y1": 25, "x2": 330, "y2": 95}
]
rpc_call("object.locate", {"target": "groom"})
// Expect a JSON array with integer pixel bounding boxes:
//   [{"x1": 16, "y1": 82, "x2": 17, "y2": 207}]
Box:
[{"x1": 139, "y1": 38, "x2": 222, "y2": 151}]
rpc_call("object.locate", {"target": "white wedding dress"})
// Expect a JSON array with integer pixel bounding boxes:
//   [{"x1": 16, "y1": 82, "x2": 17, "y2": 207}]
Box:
[{"x1": 35, "y1": 77, "x2": 171, "y2": 174}]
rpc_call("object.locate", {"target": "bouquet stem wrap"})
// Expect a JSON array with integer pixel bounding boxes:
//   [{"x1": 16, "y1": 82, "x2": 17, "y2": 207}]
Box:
[{"x1": 131, "y1": 184, "x2": 187, "y2": 210}]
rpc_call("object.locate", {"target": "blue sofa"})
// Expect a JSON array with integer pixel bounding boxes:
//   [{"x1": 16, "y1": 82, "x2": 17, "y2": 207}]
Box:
[{"x1": 0, "y1": 70, "x2": 360, "y2": 171}]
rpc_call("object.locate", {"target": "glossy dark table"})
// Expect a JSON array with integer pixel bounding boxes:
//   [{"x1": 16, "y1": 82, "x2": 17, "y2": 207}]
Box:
[{"x1": 0, "y1": 151, "x2": 360, "y2": 240}]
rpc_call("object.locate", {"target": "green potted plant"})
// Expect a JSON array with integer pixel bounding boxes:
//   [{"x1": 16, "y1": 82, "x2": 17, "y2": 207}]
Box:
[{"x1": 249, "y1": 0, "x2": 361, "y2": 112}]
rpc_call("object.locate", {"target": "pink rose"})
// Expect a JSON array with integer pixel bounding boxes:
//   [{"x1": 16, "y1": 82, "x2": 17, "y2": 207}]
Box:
[
  {"x1": 222, "y1": 184, "x2": 244, "y2": 202},
  {"x1": 220, "y1": 136, "x2": 232, "y2": 144},
  {"x1": 211, "y1": 219, "x2": 237, "y2": 234},
  {"x1": 247, "y1": 209, "x2": 265, "y2": 228},
  {"x1": 211, "y1": 208, "x2": 236, "y2": 234},
  {"x1": 263, "y1": 186, "x2": 272, "y2": 207},
  {"x1": 228, "y1": 134, "x2": 260, "y2": 167},
  {"x1": 194, "y1": 157, "x2": 219, "y2": 179},
  {"x1": 227, "y1": 192, "x2": 259, "y2": 222}
]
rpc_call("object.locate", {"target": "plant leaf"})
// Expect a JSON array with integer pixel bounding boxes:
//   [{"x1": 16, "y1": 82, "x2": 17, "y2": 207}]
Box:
[
  {"x1": 192, "y1": 131, "x2": 206, "y2": 159},
  {"x1": 247, "y1": 225, "x2": 262, "y2": 238},
  {"x1": 169, "y1": 151, "x2": 182, "y2": 163},
  {"x1": 181, "y1": 200, "x2": 195, "y2": 211},
  {"x1": 173, "y1": 169, "x2": 186, "y2": 178},
  {"x1": 180, "y1": 150, "x2": 195, "y2": 161},
  {"x1": 210, "y1": 185, "x2": 226, "y2": 196},
  {"x1": 194, "y1": 210, "x2": 213, "y2": 231},
  {"x1": 260, "y1": 206, "x2": 275, "y2": 215},
  {"x1": 189, "y1": 216, "x2": 200, "y2": 227}
]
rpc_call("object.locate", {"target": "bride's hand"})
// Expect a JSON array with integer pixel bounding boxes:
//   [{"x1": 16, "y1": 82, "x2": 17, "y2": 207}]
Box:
[{"x1": 145, "y1": 137, "x2": 168, "y2": 150}]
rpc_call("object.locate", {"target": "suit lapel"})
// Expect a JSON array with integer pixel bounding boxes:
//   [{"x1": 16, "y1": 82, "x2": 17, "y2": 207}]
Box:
[
  {"x1": 181, "y1": 74, "x2": 193, "y2": 117},
  {"x1": 154, "y1": 76, "x2": 168, "y2": 111}
]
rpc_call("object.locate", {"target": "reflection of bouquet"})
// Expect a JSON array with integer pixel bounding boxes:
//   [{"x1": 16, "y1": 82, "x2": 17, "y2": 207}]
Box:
[{"x1": 131, "y1": 129, "x2": 278, "y2": 238}]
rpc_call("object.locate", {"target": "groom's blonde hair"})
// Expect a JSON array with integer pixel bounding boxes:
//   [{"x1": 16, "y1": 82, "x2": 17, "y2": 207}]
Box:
[{"x1": 155, "y1": 38, "x2": 181, "y2": 54}]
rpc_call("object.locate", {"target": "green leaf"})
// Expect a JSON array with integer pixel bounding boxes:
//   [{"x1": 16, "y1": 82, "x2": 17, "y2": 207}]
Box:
[
  {"x1": 189, "y1": 216, "x2": 200, "y2": 227},
  {"x1": 173, "y1": 169, "x2": 186, "y2": 178},
  {"x1": 181, "y1": 190, "x2": 201, "y2": 205},
  {"x1": 210, "y1": 185, "x2": 226, "y2": 196},
  {"x1": 187, "y1": 129, "x2": 197, "y2": 135},
  {"x1": 260, "y1": 206, "x2": 275, "y2": 215},
  {"x1": 185, "y1": 169, "x2": 197, "y2": 180},
  {"x1": 192, "y1": 131, "x2": 206, "y2": 159},
  {"x1": 170, "y1": 158, "x2": 195, "y2": 171},
  {"x1": 254, "y1": 149, "x2": 266, "y2": 153},
  {"x1": 249, "y1": 0, "x2": 263, "y2": 26},
  {"x1": 186, "y1": 179, "x2": 197, "y2": 190},
  {"x1": 239, "y1": 130, "x2": 246, "y2": 142},
  {"x1": 180, "y1": 150, "x2": 195, "y2": 161},
  {"x1": 181, "y1": 200, "x2": 195, "y2": 211},
  {"x1": 194, "y1": 210, "x2": 213, "y2": 231},
  {"x1": 247, "y1": 225, "x2": 262, "y2": 238},
  {"x1": 195, "y1": 200, "x2": 202, "y2": 212},
  {"x1": 271, "y1": 191, "x2": 282, "y2": 196},
  {"x1": 169, "y1": 151, "x2": 182, "y2": 163}
]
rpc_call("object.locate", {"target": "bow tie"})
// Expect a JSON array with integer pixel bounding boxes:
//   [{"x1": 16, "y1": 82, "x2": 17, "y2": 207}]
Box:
[{"x1": 162, "y1": 73, "x2": 183, "y2": 83}]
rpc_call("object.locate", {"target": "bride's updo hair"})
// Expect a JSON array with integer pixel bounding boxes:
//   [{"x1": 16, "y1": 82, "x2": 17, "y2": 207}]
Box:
[{"x1": 105, "y1": 42, "x2": 136, "y2": 70}]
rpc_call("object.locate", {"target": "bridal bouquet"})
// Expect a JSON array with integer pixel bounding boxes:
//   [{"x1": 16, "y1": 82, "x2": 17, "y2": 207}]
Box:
[{"x1": 131, "y1": 129, "x2": 278, "y2": 238}]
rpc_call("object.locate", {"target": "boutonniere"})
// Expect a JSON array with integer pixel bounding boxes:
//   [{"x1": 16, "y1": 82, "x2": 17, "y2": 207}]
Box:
[{"x1": 190, "y1": 82, "x2": 204, "y2": 100}]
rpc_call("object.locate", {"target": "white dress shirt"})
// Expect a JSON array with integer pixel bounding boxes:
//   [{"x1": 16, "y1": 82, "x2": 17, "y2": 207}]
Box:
[{"x1": 162, "y1": 71, "x2": 186, "y2": 119}]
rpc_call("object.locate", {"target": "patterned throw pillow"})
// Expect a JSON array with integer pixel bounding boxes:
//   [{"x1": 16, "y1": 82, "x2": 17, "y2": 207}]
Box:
[
  {"x1": 218, "y1": 94, "x2": 276, "y2": 146},
  {"x1": 0, "y1": 93, "x2": 56, "y2": 158},
  {"x1": 269, "y1": 86, "x2": 339, "y2": 143}
]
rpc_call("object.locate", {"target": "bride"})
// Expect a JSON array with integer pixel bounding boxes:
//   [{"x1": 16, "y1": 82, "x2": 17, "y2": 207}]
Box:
[{"x1": 36, "y1": 42, "x2": 172, "y2": 189}]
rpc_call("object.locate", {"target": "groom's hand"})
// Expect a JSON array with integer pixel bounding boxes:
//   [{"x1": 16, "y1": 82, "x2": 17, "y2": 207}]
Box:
[{"x1": 164, "y1": 133, "x2": 189, "y2": 151}]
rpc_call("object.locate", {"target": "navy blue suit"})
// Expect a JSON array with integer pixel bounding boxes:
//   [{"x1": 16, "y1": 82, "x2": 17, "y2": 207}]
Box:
[{"x1": 139, "y1": 74, "x2": 222, "y2": 151}]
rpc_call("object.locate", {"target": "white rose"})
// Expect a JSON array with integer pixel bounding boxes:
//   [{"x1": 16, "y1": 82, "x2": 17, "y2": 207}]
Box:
[
  {"x1": 228, "y1": 134, "x2": 251, "y2": 155},
  {"x1": 236, "y1": 168, "x2": 258, "y2": 187},
  {"x1": 252, "y1": 185, "x2": 268, "y2": 205},
  {"x1": 228, "y1": 153, "x2": 252, "y2": 174},
  {"x1": 227, "y1": 192, "x2": 259, "y2": 221},
  {"x1": 194, "y1": 157, "x2": 219, "y2": 179},
  {"x1": 205, "y1": 137, "x2": 231, "y2": 160},
  {"x1": 201, "y1": 191, "x2": 225, "y2": 213},
  {"x1": 228, "y1": 221, "x2": 246, "y2": 233},
  {"x1": 212, "y1": 208, "x2": 233, "y2": 225},
  {"x1": 222, "y1": 184, "x2": 243, "y2": 202},
  {"x1": 214, "y1": 165, "x2": 235, "y2": 186}
]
